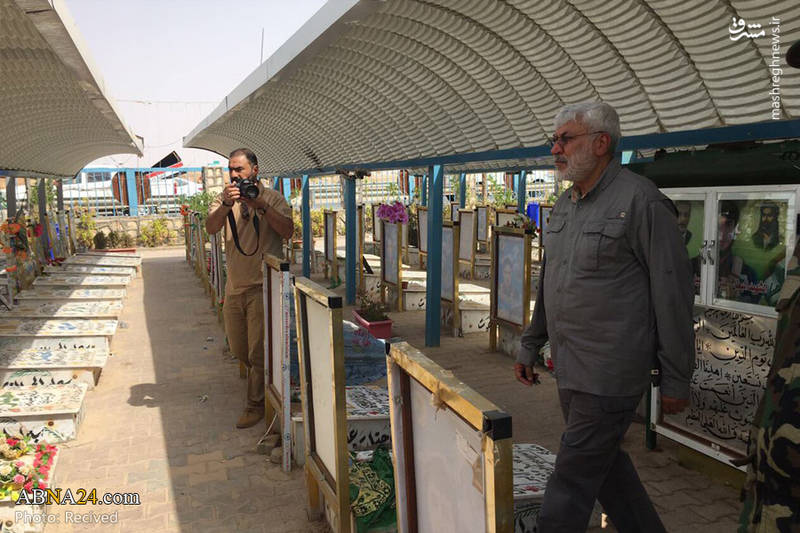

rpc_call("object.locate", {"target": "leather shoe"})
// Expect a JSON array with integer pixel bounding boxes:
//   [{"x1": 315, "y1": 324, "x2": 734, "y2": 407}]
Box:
[{"x1": 236, "y1": 408, "x2": 264, "y2": 429}]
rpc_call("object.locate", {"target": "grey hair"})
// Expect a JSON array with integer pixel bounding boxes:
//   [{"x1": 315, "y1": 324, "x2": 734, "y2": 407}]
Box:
[{"x1": 554, "y1": 102, "x2": 621, "y2": 154}]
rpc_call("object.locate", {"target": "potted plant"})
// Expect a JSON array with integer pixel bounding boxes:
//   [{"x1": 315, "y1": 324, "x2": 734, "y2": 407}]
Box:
[{"x1": 352, "y1": 290, "x2": 392, "y2": 339}]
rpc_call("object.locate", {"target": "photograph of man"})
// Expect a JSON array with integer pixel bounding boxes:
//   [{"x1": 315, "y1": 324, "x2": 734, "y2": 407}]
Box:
[
  {"x1": 752, "y1": 201, "x2": 781, "y2": 251},
  {"x1": 205, "y1": 148, "x2": 293, "y2": 429},
  {"x1": 514, "y1": 102, "x2": 695, "y2": 533},
  {"x1": 718, "y1": 201, "x2": 759, "y2": 303},
  {"x1": 676, "y1": 200, "x2": 692, "y2": 245},
  {"x1": 675, "y1": 200, "x2": 701, "y2": 293}
]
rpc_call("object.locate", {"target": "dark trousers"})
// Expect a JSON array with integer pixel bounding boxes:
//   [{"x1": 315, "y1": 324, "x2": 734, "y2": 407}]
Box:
[{"x1": 538, "y1": 389, "x2": 666, "y2": 533}]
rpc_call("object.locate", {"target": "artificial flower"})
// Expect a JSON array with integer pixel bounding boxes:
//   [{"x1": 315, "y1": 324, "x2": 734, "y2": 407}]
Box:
[{"x1": 12, "y1": 475, "x2": 23, "y2": 485}]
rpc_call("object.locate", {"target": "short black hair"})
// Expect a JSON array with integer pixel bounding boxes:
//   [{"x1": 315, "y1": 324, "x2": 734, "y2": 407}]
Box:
[
  {"x1": 761, "y1": 202, "x2": 779, "y2": 216},
  {"x1": 229, "y1": 148, "x2": 258, "y2": 168},
  {"x1": 719, "y1": 200, "x2": 740, "y2": 225}
]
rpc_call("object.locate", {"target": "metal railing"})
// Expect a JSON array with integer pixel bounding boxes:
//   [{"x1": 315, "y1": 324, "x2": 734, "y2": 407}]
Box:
[{"x1": 66, "y1": 168, "x2": 205, "y2": 217}]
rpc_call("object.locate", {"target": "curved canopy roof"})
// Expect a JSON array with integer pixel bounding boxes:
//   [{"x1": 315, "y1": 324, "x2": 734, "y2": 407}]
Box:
[
  {"x1": 185, "y1": 0, "x2": 800, "y2": 177},
  {"x1": 0, "y1": 0, "x2": 142, "y2": 178}
]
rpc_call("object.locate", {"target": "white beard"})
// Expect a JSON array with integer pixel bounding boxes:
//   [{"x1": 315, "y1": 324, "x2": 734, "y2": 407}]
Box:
[{"x1": 556, "y1": 146, "x2": 597, "y2": 183}]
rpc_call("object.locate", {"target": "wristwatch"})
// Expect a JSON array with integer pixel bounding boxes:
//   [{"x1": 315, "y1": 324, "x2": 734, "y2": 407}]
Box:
[{"x1": 222, "y1": 200, "x2": 234, "y2": 207}]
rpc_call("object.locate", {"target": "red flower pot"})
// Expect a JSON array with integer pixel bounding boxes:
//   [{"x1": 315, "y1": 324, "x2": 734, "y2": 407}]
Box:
[{"x1": 352, "y1": 309, "x2": 392, "y2": 340}]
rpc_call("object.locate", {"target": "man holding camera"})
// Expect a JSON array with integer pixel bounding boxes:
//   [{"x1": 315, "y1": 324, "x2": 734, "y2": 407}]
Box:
[{"x1": 206, "y1": 148, "x2": 293, "y2": 428}]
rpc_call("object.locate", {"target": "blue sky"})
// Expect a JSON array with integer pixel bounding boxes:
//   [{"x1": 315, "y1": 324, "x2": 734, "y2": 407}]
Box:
[{"x1": 65, "y1": 0, "x2": 326, "y2": 168}]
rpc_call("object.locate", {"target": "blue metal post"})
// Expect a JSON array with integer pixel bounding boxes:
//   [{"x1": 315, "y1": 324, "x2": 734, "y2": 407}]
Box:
[
  {"x1": 302, "y1": 175, "x2": 311, "y2": 278},
  {"x1": 425, "y1": 164, "x2": 444, "y2": 347},
  {"x1": 273, "y1": 177, "x2": 281, "y2": 190},
  {"x1": 421, "y1": 174, "x2": 428, "y2": 206},
  {"x1": 344, "y1": 178, "x2": 357, "y2": 305},
  {"x1": 409, "y1": 175, "x2": 415, "y2": 202},
  {"x1": 125, "y1": 170, "x2": 138, "y2": 216},
  {"x1": 459, "y1": 172, "x2": 467, "y2": 208},
  {"x1": 517, "y1": 170, "x2": 527, "y2": 214}
]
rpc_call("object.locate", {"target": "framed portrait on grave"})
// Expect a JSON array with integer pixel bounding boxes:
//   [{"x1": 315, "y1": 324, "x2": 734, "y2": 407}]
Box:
[
  {"x1": 263, "y1": 255, "x2": 292, "y2": 472},
  {"x1": 458, "y1": 209, "x2": 477, "y2": 278},
  {"x1": 417, "y1": 207, "x2": 429, "y2": 269},
  {"x1": 450, "y1": 201, "x2": 460, "y2": 222},
  {"x1": 387, "y1": 342, "x2": 513, "y2": 533},
  {"x1": 381, "y1": 220, "x2": 403, "y2": 312},
  {"x1": 417, "y1": 207, "x2": 428, "y2": 255},
  {"x1": 648, "y1": 185, "x2": 800, "y2": 469},
  {"x1": 441, "y1": 221, "x2": 459, "y2": 303},
  {"x1": 491, "y1": 227, "x2": 532, "y2": 330},
  {"x1": 494, "y1": 208, "x2": 517, "y2": 230},
  {"x1": 372, "y1": 204, "x2": 383, "y2": 243},
  {"x1": 476, "y1": 205, "x2": 489, "y2": 245},
  {"x1": 293, "y1": 277, "x2": 350, "y2": 532}
]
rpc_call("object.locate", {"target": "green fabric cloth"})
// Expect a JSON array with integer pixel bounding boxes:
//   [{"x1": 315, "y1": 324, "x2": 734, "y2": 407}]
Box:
[{"x1": 349, "y1": 447, "x2": 396, "y2": 533}]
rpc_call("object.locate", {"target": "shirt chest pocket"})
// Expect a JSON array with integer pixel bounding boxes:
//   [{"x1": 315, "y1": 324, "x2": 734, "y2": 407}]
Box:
[
  {"x1": 543, "y1": 215, "x2": 567, "y2": 262},
  {"x1": 577, "y1": 220, "x2": 627, "y2": 271}
]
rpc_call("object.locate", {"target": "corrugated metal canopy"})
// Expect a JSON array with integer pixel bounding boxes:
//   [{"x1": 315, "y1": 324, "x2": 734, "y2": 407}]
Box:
[
  {"x1": 0, "y1": 0, "x2": 142, "y2": 178},
  {"x1": 184, "y1": 0, "x2": 800, "y2": 176}
]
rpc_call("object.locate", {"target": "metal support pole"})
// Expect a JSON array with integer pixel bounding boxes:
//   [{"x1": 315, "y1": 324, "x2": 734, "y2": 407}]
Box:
[
  {"x1": 421, "y1": 174, "x2": 427, "y2": 206},
  {"x1": 6, "y1": 178, "x2": 16, "y2": 219},
  {"x1": 302, "y1": 174, "x2": 311, "y2": 278},
  {"x1": 517, "y1": 170, "x2": 527, "y2": 214},
  {"x1": 459, "y1": 172, "x2": 467, "y2": 208},
  {"x1": 344, "y1": 177, "x2": 357, "y2": 305},
  {"x1": 425, "y1": 164, "x2": 444, "y2": 347},
  {"x1": 273, "y1": 177, "x2": 281, "y2": 190},
  {"x1": 125, "y1": 170, "x2": 138, "y2": 216}
]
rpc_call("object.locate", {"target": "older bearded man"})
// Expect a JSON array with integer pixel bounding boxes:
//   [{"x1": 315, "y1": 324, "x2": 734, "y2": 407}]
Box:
[{"x1": 515, "y1": 102, "x2": 695, "y2": 532}]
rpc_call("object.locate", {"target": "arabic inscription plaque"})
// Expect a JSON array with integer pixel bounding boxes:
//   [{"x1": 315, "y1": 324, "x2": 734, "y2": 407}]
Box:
[{"x1": 662, "y1": 306, "x2": 775, "y2": 456}]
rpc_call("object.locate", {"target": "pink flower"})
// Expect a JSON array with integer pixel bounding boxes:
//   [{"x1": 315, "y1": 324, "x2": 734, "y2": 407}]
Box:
[
  {"x1": 38, "y1": 482, "x2": 47, "y2": 489},
  {"x1": 13, "y1": 474, "x2": 24, "y2": 484},
  {"x1": 377, "y1": 201, "x2": 408, "y2": 224},
  {"x1": 23, "y1": 481, "x2": 32, "y2": 492}
]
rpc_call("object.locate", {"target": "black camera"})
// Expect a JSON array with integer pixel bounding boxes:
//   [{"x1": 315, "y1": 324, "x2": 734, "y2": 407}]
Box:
[{"x1": 236, "y1": 178, "x2": 259, "y2": 200}]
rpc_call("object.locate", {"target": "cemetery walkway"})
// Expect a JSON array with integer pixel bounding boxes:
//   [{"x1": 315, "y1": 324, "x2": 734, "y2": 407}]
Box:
[
  {"x1": 49, "y1": 247, "x2": 741, "y2": 532},
  {"x1": 49, "y1": 248, "x2": 325, "y2": 533}
]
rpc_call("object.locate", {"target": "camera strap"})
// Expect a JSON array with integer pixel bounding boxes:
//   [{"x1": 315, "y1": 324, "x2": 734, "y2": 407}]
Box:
[{"x1": 227, "y1": 209, "x2": 260, "y2": 256}]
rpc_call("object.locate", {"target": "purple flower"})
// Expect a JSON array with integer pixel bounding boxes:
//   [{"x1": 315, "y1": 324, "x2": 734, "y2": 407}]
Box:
[{"x1": 378, "y1": 201, "x2": 408, "y2": 224}]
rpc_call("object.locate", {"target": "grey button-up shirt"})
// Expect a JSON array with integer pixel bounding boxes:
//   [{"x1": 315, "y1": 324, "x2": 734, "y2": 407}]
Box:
[{"x1": 518, "y1": 159, "x2": 695, "y2": 399}]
